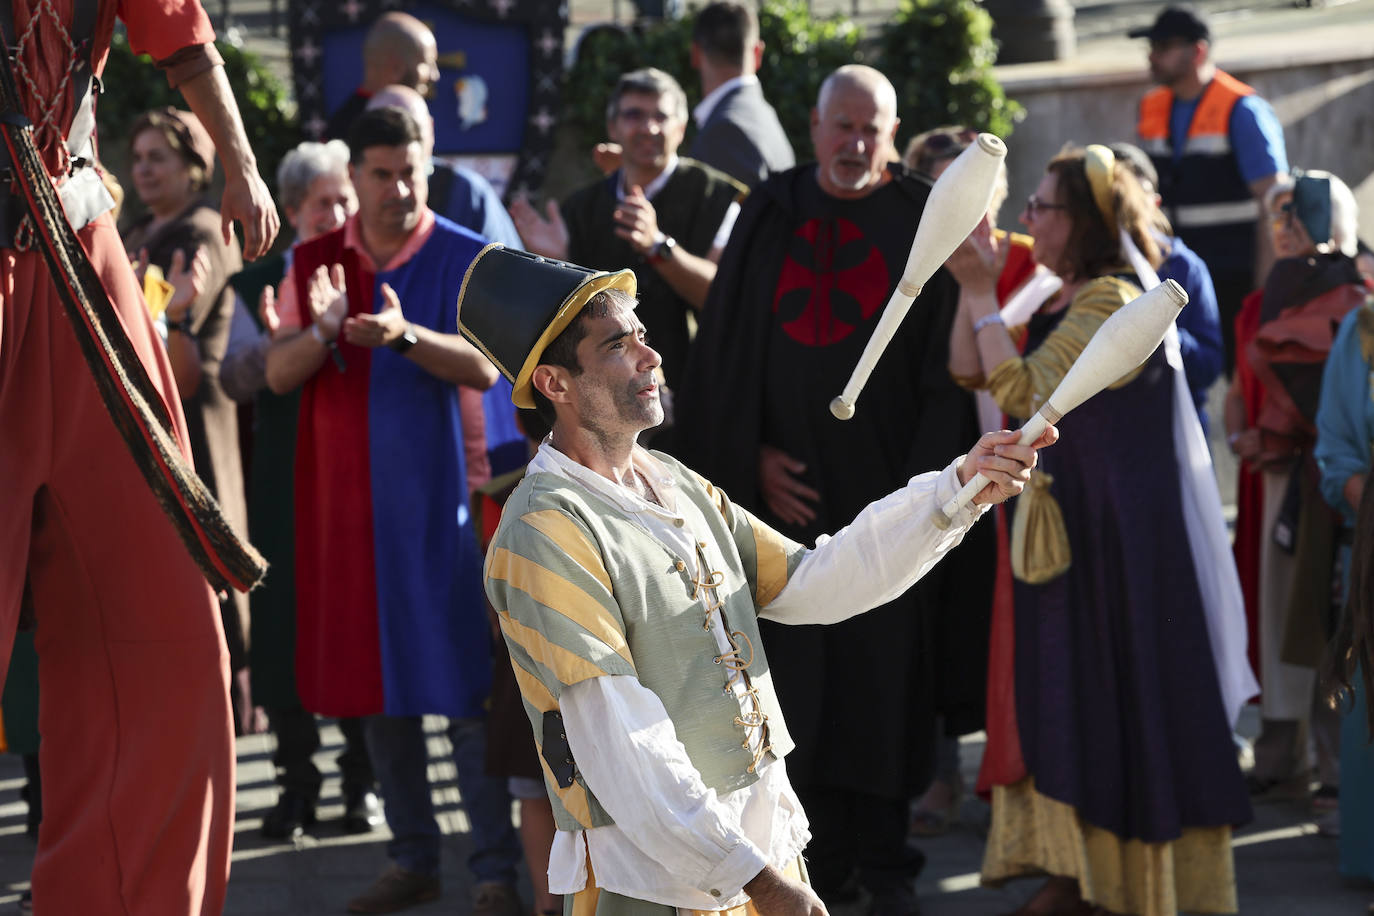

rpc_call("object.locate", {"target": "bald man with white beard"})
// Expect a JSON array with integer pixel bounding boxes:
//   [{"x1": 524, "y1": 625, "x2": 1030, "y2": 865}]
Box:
[{"x1": 677, "y1": 66, "x2": 993, "y2": 915}]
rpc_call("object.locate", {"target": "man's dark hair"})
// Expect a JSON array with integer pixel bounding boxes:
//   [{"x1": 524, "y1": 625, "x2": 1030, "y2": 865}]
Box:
[
  {"x1": 693, "y1": 2, "x2": 757, "y2": 68},
  {"x1": 604, "y1": 68, "x2": 688, "y2": 125},
  {"x1": 347, "y1": 106, "x2": 423, "y2": 164},
  {"x1": 1108, "y1": 141, "x2": 1159, "y2": 194},
  {"x1": 531, "y1": 288, "x2": 637, "y2": 425}
]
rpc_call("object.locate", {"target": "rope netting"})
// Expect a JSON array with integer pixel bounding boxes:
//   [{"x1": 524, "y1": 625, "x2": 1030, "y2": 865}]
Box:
[{"x1": 10, "y1": 0, "x2": 78, "y2": 175}]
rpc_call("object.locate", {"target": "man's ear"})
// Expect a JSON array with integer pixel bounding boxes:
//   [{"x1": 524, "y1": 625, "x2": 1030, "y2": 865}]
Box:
[
  {"x1": 532, "y1": 364, "x2": 572, "y2": 405},
  {"x1": 690, "y1": 43, "x2": 702, "y2": 72}
]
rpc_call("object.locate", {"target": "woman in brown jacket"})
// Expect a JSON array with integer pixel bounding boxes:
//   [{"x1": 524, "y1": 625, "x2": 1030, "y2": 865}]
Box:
[{"x1": 122, "y1": 107, "x2": 251, "y2": 730}]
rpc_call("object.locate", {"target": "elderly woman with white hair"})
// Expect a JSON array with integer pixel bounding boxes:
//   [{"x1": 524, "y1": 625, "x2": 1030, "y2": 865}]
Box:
[
  {"x1": 217, "y1": 139, "x2": 379, "y2": 841},
  {"x1": 1225, "y1": 167, "x2": 1368, "y2": 822}
]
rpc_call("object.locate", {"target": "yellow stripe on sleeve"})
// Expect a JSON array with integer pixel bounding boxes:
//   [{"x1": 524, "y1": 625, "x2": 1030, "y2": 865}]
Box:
[
  {"x1": 499, "y1": 610, "x2": 624, "y2": 686},
  {"x1": 749, "y1": 515, "x2": 793, "y2": 607},
  {"x1": 504, "y1": 637, "x2": 598, "y2": 828},
  {"x1": 505, "y1": 640, "x2": 559, "y2": 713},
  {"x1": 520, "y1": 510, "x2": 614, "y2": 594},
  {"x1": 488, "y1": 547, "x2": 634, "y2": 666},
  {"x1": 539, "y1": 754, "x2": 596, "y2": 828}
]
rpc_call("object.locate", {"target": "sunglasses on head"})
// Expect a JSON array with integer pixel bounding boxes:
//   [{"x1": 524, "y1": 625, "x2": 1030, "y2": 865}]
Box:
[{"x1": 921, "y1": 127, "x2": 979, "y2": 158}]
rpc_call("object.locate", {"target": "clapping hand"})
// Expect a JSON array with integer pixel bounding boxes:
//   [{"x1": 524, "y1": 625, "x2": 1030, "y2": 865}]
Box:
[
  {"x1": 613, "y1": 186, "x2": 661, "y2": 256},
  {"x1": 306, "y1": 263, "x2": 349, "y2": 343},
  {"x1": 165, "y1": 247, "x2": 210, "y2": 324},
  {"x1": 592, "y1": 142, "x2": 623, "y2": 175},
  {"x1": 259, "y1": 285, "x2": 282, "y2": 338},
  {"x1": 944, "y1": 215, "x2": 1000, "y2": 296},
  {"x1": 343, "y1": 282, "x2": 408, "y2": 349},
  {"x1": 510, "y1": 197, "x2": 569, "y2": 260}
]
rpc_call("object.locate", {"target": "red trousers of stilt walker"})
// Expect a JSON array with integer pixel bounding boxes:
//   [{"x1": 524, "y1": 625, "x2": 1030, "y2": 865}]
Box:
[{"x1": 0, "y1": 212, "x2": 234, "y2": 913}]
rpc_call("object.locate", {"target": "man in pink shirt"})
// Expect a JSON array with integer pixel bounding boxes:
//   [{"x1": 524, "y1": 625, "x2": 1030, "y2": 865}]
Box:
[{"x1": 266, "y1": 107, "x2": 522, "y2": 916}]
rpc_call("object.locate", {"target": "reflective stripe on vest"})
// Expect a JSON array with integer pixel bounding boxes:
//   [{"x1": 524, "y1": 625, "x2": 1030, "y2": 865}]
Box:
[
  {"x1": 1173, "y1": 198, "x2": 1260, "y2": 228},
  {"x1": 1183, "y1": 133, "x2": 1233, "y2": 156},
  {"x1": 1137, "y1": 70, "x2": 1259, "y2": 269}
]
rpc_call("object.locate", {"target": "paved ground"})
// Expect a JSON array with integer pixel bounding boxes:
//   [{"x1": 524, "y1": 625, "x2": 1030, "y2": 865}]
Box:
[{"x1": 0, "y1": 707, "x2": 1368, "y2": 914}]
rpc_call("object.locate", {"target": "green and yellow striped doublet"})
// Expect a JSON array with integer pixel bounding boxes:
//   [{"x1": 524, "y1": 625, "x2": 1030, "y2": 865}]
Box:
[{"x1": 484, "y1": 450, "x2": 806, "y2": 832}]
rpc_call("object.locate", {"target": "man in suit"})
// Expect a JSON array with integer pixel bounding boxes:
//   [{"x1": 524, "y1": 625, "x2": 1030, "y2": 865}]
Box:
[{"x1": 688, "y1": 1, "x2": 794, "y2": 189}]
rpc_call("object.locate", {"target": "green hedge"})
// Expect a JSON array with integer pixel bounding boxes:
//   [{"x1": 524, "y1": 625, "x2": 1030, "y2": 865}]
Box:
[
  {"x1": 560, "y1": 0, "x2": 1019, "y2": 165},
  {"x1": 97, "y1": 33, "x2": 300, "y2": 226},
  {"x1": 878, "y1": 0, "x2": 1021, "y2": 144}
]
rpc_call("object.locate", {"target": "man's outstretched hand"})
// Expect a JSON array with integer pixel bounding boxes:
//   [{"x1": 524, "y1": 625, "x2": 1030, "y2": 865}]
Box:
[
  {"x1": 958, "y1": 426, "x2": 1060, "y2": 506},
  {"x1": 744, "y1": 865, "x2": 828, "y2": 916}
]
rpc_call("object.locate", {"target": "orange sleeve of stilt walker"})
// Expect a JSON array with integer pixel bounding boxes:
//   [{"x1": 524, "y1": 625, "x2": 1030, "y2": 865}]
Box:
[{"x1": 117, "y1": 0, "x2": 216, "y2": 62}]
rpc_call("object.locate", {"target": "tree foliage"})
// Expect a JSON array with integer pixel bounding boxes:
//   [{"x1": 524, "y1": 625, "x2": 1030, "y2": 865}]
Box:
[
  {"x1": 559, "y1": 0, "x2": 1017, "y2": 165},
  {"x1": 874, "y1": 0, "x2": 1022, "y2": 149},
  {"x1": 97, "y1": 33, "x2": 300, "y2": 223}
]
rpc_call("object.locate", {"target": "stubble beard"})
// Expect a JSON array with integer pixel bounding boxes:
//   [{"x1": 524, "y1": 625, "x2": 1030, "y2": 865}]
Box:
[{"x1": 579, "y1": 379, "x2": 663, "y2": 453}]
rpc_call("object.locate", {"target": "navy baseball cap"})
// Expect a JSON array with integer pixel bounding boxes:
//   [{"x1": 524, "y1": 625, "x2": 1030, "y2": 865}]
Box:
[{"x1": 1128, "y1": 5, "x2": 1211, "y2": 43}]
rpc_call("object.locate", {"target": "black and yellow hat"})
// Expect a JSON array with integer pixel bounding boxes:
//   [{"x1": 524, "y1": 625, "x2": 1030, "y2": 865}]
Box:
[{"x1": 457, "y1": 244, "x2": 638, "y2": 409}]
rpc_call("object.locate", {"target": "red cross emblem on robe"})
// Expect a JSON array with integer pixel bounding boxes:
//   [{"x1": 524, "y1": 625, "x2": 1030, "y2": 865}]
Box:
[{"x1": 771, "y1": 217, "x2": 891, "y2": 347}]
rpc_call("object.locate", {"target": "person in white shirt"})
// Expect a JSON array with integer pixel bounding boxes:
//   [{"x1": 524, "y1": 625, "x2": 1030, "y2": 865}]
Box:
[{"x1": 458, "y1": 245, "x2": 1055, "y2": 915}]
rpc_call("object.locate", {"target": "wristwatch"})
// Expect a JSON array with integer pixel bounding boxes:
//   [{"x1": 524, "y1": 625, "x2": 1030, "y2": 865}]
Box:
[
  {"x1": 388, "y1": 323, "x2": 419, "y2": 353},
  {"x1": 649, "y1": 235, "x2": 677, "y2": 263},
  {"x1": 166, "y1": 315, "x2": 192, "y2": 335}
]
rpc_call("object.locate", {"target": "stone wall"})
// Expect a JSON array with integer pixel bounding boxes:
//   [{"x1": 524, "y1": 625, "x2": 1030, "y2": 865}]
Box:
[{"x1": 994, "y1": 47, "x2": 1374, "y2": 241}]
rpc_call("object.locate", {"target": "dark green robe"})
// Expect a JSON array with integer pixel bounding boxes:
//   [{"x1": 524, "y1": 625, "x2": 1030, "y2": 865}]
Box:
[
  {"x1": 561, "y1": 158, "x2": 745, "y2": 391},
  {"x1": 228, "y1": 254, "x2": 302, "y2": 711}
]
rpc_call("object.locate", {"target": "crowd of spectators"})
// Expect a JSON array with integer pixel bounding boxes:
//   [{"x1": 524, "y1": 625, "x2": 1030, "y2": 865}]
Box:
[{"x1": 6, "y1": 2, "x2": 1373, "y2": 915}]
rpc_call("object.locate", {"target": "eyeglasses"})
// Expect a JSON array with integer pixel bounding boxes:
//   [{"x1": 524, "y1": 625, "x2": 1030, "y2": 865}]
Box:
[
  {"x1": 1025, "y1": 195, "x2": 1068, "y2": 218},
  {"x1": 615, "y1": 106, "x2": 674, "y2": 127}
]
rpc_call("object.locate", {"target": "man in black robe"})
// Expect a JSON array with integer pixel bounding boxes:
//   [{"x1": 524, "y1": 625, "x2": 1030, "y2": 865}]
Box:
[{"x1": 676, "y1": 65, "x2": 994, "y2": 916}]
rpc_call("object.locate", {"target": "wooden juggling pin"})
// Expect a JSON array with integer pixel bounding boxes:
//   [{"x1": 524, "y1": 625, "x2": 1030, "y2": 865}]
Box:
[
  {"x1": 932, "y1": 279, "x2": 1189, "y2": 528},
  {"x1": 831, "y1": 132, "x2": 1007, "y2": 420}
]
